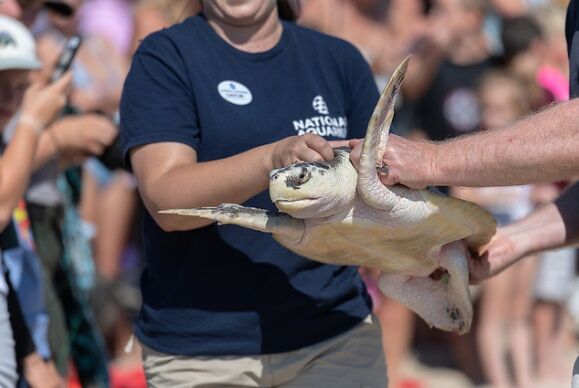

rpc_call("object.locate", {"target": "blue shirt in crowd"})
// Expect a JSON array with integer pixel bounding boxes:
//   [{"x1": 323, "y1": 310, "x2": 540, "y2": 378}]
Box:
[{"x1": 121, "y1": 14, "x2": 379, "y2": 356}]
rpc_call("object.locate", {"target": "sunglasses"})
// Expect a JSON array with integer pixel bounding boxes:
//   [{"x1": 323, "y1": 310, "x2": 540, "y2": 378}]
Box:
[{"x1": 43, "y1": 0, "x2": 74, "y2": 17}]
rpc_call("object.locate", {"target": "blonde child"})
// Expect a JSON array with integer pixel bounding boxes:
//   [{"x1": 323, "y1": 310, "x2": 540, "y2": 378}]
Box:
[{"x1": 452, "y1": 70, "x2": 537, "y2": 388}]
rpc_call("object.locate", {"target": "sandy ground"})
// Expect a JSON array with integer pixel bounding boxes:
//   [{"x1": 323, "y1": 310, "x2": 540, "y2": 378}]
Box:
[{"x1": 396, "y1": 347, "x2": 578, "y2": 388}]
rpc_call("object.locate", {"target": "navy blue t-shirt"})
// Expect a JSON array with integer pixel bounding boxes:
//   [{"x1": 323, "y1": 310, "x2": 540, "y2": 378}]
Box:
[
  {"x1": 120, "y1": 15, "x2": 379, "y2": 356},
  {"x1": 567, "y1": 0, "x2": 579, "y2": 98}
]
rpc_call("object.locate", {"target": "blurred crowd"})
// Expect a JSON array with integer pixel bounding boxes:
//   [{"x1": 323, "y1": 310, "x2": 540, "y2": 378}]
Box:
[{"x1": 0, "y1": 0, "x2": 576, "y2": 387}]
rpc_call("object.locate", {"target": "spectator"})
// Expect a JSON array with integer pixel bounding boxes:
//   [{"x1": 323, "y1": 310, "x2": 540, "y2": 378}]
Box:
[
  {"x1": 78, "y1": 0, "x2": 134, "y2": 56},
  {"x1": 0, "y1": 0, "x2": 21, "y2": 19},
  {"x1": 131, "y1": 0, "x2": 201, "y2": 53},
  {"x1": 0, "y1": 14, "x2": 71, "y2": 387},
  {"x1": 349, "y1": 1, "x2": 579, "y2": 384},
  {"x1": 36, "y1": 0, "x2": 127, "y2": 116},
  {"x1": 405, "y1": 0, "x2": 494, "y2": 141},
  {"x1": 1, "y1": 2, "x2": 118, "y2": 383},
  {"x1": 453, "y1": 70, "x2": 537, "y2": 388}
]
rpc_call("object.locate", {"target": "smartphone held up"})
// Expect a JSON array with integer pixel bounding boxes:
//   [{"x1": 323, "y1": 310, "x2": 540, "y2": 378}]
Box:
[{"x1": 51, "y1": 35, "x2": 81, "y2": 82}]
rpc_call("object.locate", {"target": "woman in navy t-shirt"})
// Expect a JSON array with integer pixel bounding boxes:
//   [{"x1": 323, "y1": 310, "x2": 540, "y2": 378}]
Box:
[{"x1": 121, "y1": 1, "x2": 387, "y2": 386}]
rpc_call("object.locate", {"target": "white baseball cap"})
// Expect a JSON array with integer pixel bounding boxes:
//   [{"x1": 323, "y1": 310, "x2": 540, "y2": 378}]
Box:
[{"x1": 0, "y1": 15, "x2": 41, "y2": 71}]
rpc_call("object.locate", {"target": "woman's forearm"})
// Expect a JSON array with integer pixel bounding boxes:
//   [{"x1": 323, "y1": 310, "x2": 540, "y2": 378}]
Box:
[
  {"x1": 133, "y1": 134, "x2": 334, "y2": 232},
  {"x1": 134, "y1": 143, "x2": 275, "y2": 232}
]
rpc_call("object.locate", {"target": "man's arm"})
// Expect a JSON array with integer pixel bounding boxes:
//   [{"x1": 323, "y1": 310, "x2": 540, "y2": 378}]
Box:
[
  {"x1": 351, "y1": 98, "x2": 579, "y2": 188},
  {"x1": 469, "y1": 182, "x2": 579, "y2": 283}
]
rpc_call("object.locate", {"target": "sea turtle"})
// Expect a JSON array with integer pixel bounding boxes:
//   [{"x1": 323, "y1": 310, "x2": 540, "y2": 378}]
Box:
[{"x1": 160, "y1": 57, "x2": 496, "y2": 334}]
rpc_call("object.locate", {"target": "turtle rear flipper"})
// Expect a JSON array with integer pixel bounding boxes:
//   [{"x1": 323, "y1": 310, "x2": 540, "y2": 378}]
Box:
[
  {"x1": 378, "y1": 241, "x2": 472, "y2": 334},
  {"x1": 160, "y1": 204, "x2": 305, "y2": 241}
]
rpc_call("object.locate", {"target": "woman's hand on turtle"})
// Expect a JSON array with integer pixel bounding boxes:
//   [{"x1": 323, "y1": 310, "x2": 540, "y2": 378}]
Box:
[{"x1": 269, "y1": 134, "x2": 334, "y2": 170}]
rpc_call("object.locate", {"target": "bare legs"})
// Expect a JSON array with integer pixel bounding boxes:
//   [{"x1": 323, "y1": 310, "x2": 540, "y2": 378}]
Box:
[
  {"x1": 95, "y1": 173, "x2": 137, "y2": 279},
  {"x1": 477, "y1": 254, "x2": 537, "y2": 388},
  {"x1": 80, "y1": 168, "x2": 138, "y2": 280},
  {"x1": 534, "y1": 300, "x2": 570, "y2": 383},
  {"x1": 377, "y1": 299, "x2": 414, "y2": 386}
]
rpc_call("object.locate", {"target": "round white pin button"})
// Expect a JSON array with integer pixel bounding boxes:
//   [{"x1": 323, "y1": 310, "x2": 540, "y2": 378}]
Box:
[{"x1": 218, "y1": 80, "x2": 253, "y2": 106}]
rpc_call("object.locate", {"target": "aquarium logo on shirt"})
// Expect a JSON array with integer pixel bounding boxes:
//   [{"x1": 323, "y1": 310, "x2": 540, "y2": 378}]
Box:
[
  {"x1": 218, "y1": 80, "x2": 253, "y2": 105},
  {"x1": 292, "y1": 95, "x2": 348, "y2": 138},
  {"x1": 312, "y1": 95, "x2": 329, "y2": 114}
]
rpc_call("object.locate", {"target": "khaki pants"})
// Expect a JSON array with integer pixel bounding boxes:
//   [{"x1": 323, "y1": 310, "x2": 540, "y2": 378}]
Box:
[{"x1": 141, "y1": 315, "x2": 388, "y2": 388}]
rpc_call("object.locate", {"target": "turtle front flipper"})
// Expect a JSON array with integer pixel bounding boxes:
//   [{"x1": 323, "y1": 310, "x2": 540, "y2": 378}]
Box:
[
  {"x1": 377, "y1": 241, "x2": 472, "y2": 334},
  {"x1": 160, "y1": 204, "x2": 305, "y2": 241},
  {"x1": 357, "y1": 56, "x2": 417, "y2": 212}
]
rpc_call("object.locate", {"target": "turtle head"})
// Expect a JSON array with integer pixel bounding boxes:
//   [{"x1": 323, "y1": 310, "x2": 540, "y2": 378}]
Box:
[{"x1": 269, "y1": 148, "x2": 357, "y2": 219}]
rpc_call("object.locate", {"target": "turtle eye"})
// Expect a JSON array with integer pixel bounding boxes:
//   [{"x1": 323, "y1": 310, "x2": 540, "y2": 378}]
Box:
[
  {"x1": 296, "y1": 167, "x2": 311, "y2": 185},
  {"x1": 286, "y1": 167, "x2": 311, "y2": 188}
]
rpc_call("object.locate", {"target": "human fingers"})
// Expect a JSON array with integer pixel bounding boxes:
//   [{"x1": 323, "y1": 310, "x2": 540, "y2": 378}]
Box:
[
  {"x1": 28, "y1": 70, "x2": 71, "y2": 107},
  {"x1": 467, "y1": 249, "x2": 491, "y2": 285},
  {"x1": 348, "y1": 138, "x2": 363, "y2": 148},
  {"x1": 348, "y1": 137, "x2": 399, "y2": 186},
  {"x1": 86, "y1": 141, "x2": 106, "y2": 155},
  {"x1": 41, "y1": 72, "x2": 73, "y2": 119},
  {"x1": 348, "y1": 135, "x2": 418, "y2": 187},
  {"x1": 49, "y1": 71, "x2": 73, "y2": 94},
  {"x1": 380, "y1": 135, "x2": 433, "y2": 189},
  {"x1": 468, "y1": 229, "x2": 518, "y2": 284},
  {"x1": 89, "y1": 117, "x2": 117, "y2": 145},
  {"x1": 270, "y1": 135, "x2": 327, "y2": 169},
  {"x1": 20, "y1": 72, "x2": 72, "y2": 127},
  {"x1": 349, "y1": 139, "x2": 363, "y2": 170},
  {"x1": 378, "y1": 167, "x2": 398, "y2": 187},
  {"x1": 285, "y1": 142, "x2": 324, "y2": 166},
  {"x1": 54, "y1": 115, "x2": 115, "y2": 153},
  {"x1": 82, "y1": 119, "x2": 117, "y2": 154},
  {"x1": 328, "y1": 140, "x2": 350, "y2": 149},
  {"x1": 23, "y1": 354, "x2": 63, "y2": 388},
  {"x1": 303, "y1": 133, "x2": 334, "y2": 161},
  {"x1": 45, "y1": 361, "x2": 65, "y2": 388},
  {"x1": 378, "y1": 134, "x2": 402, "y2": 186}
]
